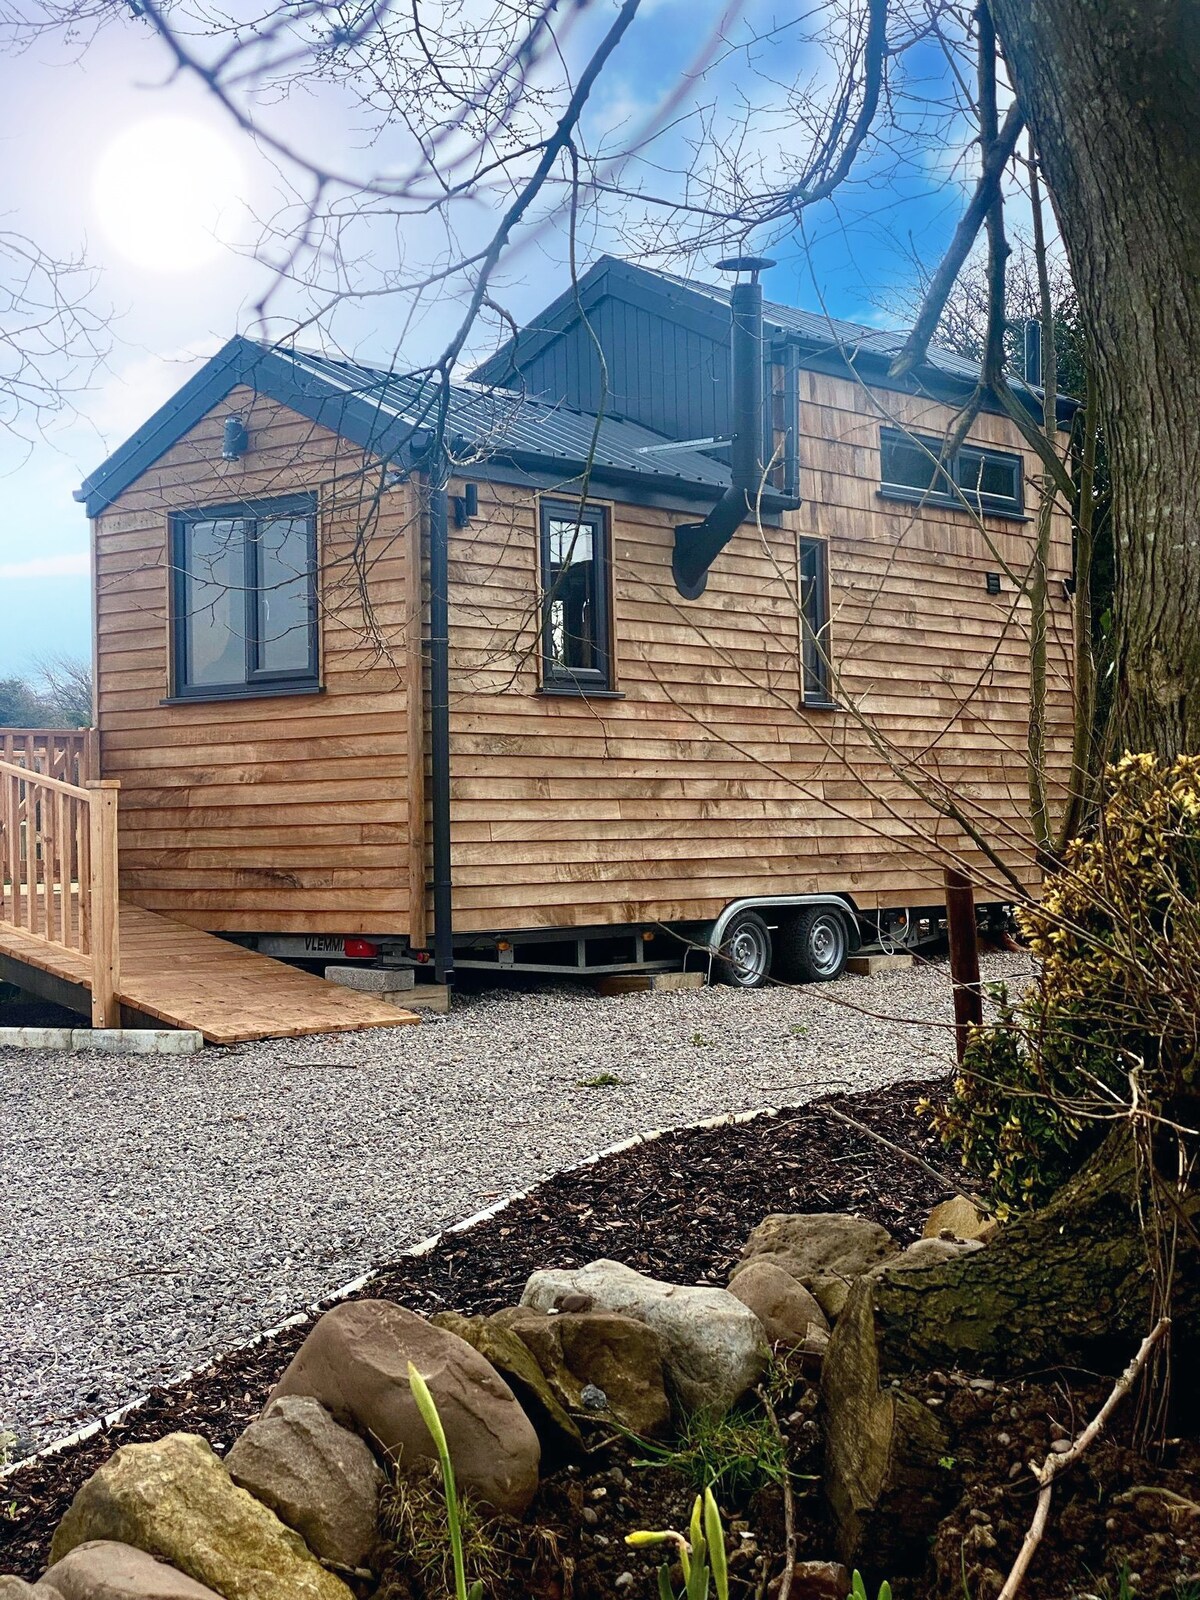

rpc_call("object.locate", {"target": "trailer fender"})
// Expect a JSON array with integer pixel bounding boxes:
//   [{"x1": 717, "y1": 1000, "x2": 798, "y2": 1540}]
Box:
[{"x1": 707, "y1": 894, "x2": 861, "y2": 960}]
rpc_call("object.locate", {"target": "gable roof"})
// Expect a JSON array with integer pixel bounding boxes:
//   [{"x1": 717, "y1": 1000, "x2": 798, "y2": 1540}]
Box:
[
  {"x1": 77, "y1": 336, "x2": 738, "y2": 520},
  {"x1": 471, "y1": 255, "x2": 1068, "y2": 420}
]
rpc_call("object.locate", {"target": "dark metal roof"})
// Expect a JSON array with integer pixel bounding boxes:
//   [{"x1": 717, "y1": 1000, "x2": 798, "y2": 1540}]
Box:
[
  {"x1": 471, "y1": 255, "x2": 1071, "y2": 422},
  {"x1": 77, "y1": 336, "x2": 736, "y2": 519},
  {"x1": 649, "y1": 265, "x2": 987, "y2": 384}
]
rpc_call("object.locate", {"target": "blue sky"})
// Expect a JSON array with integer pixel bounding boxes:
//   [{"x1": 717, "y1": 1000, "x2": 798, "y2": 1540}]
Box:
[{"x1": 0, "y1": 1, "x2": 975, "y2": 679}]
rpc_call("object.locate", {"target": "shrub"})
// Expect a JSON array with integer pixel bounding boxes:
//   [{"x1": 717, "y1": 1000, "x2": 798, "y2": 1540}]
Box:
[{"x1": 930, "y1": 753, "x2": 1200, "y2": 1213}]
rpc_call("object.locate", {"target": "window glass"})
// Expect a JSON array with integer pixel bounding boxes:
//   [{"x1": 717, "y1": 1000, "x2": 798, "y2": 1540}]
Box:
[
  {"x1": 880, "y1": 434, "x2": 952, "y2": 497},
  {"x1": 172, "y1": 498, "x2": 317, "y2": 697},
  {"x1": 957, "y1": 448, "x2": 1020, "y2": 504},
  {"x1": 544, "y1": 510, "x2": 608, "y2": 684},
  {"x1": 257, "y1": 516, "x2": 313, "y2": 675},
  {"x1": 183, "y1": 519, "x2": 245, "y2": 687},
  {"x1": 799, "y1": 537, "x2": 832, "y2": 704},
  {"x1": 880, "y1": 427, "x2": 1022, "y2": 514}
]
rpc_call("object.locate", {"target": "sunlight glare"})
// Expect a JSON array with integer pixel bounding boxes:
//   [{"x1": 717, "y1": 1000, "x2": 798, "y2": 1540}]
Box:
[{"x1": 92, "y1": 116, "x2": 246, "y2": 275}]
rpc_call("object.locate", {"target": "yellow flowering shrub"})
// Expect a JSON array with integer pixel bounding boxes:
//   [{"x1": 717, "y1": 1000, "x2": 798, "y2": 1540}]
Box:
[{"x1": 931, "y1": 753, "x2": 1200, "y2": 1213}]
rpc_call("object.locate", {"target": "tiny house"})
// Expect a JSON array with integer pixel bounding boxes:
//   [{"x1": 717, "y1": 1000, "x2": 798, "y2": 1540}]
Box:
[{"x1": 77, "y1": 257, "x2": 1075, "y2": 991}]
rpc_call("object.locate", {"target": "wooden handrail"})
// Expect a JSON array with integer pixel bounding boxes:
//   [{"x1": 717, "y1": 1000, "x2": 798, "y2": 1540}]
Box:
[
  {"x1": 0, "y1": 756, "x2": 120, "y2": 1027},
  {"x1": 0, "y1": 729, "x2": 95, "y2": 786}
]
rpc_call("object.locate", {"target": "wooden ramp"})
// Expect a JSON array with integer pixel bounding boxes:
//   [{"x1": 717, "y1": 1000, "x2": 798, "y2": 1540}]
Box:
[{"x1": 0, "y1": 899, "x2": 420, "y2": 1045}]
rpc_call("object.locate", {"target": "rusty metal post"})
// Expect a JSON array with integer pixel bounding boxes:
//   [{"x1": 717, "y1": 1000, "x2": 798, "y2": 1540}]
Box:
[{"x1": 945, "y1": 866, "x2": 983, "y2": 1064}]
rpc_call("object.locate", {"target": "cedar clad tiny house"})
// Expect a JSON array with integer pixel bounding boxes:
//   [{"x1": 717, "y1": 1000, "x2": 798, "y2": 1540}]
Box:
[{"x1": 79, "y1": 257, "x2": 1075, "y2": 991}]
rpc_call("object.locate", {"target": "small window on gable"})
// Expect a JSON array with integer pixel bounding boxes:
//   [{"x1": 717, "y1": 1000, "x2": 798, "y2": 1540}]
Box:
[
  {"x1": 879, "y1": 426, "x2": 1024, "y2": 517},
  {"x1": 170, "y1": 494, "x2": 319, "y2": 700},
  {"x1": 539, "y1": 499, "x2": 613, "y2": 693},
  {"x1": 799, "y1": 536, "x2": 834, "y2": 707}
]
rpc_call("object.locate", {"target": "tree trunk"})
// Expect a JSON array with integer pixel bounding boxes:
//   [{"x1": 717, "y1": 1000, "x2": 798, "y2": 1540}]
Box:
[
  {"x1": 822, "y1": 1128, "x2": 1200, "y2": 1569},
  {"x1": 989, "y1": 0, "x2": 1200, "y2": 757}
]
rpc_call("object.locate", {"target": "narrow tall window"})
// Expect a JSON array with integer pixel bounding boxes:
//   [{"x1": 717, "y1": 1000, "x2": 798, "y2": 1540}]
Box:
[
  {"x1": 539, "y1": 500, "x2": 612, "y2": 692},
  {"x1": 799, "y1": 536, "x2": 833, "y2": 706},
  {"x1": 170, "y1": 494, "x2": 319, "y2": 699},
  {"x1": 879, "y1": 426, "x2": 1024, "y2": 518}
]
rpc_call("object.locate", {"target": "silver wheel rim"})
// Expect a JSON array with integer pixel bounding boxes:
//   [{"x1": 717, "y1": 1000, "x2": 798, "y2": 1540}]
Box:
[
  {"x1": 727, "y1": 920, "x2": 769, "y2": 985},
  {"x1": 808, "y1": 914, "x2": 845, "y2": 978}
]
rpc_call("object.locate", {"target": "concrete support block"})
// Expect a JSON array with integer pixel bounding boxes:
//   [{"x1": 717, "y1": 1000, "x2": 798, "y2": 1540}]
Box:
[
  {"x1": 0, "y1": 1028, "x2": 204, "y2": 1054},
  {"x1": 325, "y1": 965, "x2": 416, "y2": 993}
]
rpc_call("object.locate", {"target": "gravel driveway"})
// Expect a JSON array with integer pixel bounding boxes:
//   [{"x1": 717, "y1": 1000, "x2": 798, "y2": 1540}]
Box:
[{"x1": 0, "y1": 952, "x2": 1029, "y2": 1456}]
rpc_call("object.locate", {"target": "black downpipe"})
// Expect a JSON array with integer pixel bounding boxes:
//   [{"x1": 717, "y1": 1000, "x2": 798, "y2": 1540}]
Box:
[
  {"x1": 672, "y1": 256, "x2": 775, "y2": 599},
  {"x1": 428, "y1": 479, "x2": 455, "y2": 985}
]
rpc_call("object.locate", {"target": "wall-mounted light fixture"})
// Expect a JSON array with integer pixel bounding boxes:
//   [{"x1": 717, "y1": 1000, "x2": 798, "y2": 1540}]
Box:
[
  {"x1": 222, "y1": 416, "x2": 250, "y2": 461},
  {"x1": 453, "y1": 482, "x2": 479, "y2": 528}
]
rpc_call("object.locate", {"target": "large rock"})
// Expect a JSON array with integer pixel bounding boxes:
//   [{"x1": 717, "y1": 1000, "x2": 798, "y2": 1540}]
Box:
[
  {"x1": 48, "y1": 1434, "x2": 352, "y2": 1600},
  {"x1": 0, "y1": 1580, "x2": 58, "y2": 1598},
  {"x1": 880, "y1": 1237, "x2": 984, "y2": 1275},
  {"x1": 270, "y1": 1299, "x2": 540, "y2": 1516},
  {"x1": 428, "y1": 1311, "x2": 583, "y2": 1455},
  {"x1": 40, "y1": 1541, "x2": 224, "y2": 1598},
  {"x1": 923, "y1": 1195, "x2": 996, "y2": 1242},
  {"x1": 225, "y1": 1397, "x2": 382, "y2": 1571},
  {"x1": 732, "y1": 1213, "x2": 898, "y2": 1319},
  {"x1": 520, "y1": 1261, "x2": 769, "y2": 1415},
  {"x1": 726, "y1": 1261, "x2": 829, "y2": 1349},
  {"x1": 490, "y1": 1305, "x2": 671, "y2": 1437}
]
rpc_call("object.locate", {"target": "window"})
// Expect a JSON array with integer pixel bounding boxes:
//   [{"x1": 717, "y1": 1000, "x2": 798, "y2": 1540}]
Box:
[
  {"x1": 799, "y1": 537, "x2": 833, "y2": 706},
  {"x1": 879, "y1": 427, "x2": 1024, "y2": 517},
  {"x1": 170, "y1": 495, "x2": 319, "y2": 699},
  {"x1": 539, "y1": 499, "x2": 613, "y2": 692}
]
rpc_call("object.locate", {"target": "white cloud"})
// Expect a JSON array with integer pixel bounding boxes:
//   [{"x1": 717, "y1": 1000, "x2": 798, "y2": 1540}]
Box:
[{"x1": 0, "y1": 552, "x2": 90, "y2": 580}]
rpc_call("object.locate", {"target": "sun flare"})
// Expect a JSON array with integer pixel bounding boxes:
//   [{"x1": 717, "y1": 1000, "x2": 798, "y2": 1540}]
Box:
[{"x1": 92, "y1": 115, "x2": 246, "y2": 275}]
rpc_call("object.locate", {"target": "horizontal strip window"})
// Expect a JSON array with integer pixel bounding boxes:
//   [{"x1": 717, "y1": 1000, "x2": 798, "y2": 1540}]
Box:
[
  {"x1": 169, "y1": 493, "x2": 319, "y2": 700},
  {"x1": 539, "y1": 498, "x2": 614, "y2": 693},
  {"x1": 879, "y1": 427, "x2": 1024, "y2": 517}
]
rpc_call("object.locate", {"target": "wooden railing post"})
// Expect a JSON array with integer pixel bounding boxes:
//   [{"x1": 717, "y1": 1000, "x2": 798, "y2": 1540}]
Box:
[
  {"x1": 83, "y1": 728, "x2": 100, "y2": 785},
  {"x1": 945, "y1": 866, "x2": 983, "y2": 1064},
  {"x1": 87, "y1": 780, "x2": 121, "y2": 1028}
]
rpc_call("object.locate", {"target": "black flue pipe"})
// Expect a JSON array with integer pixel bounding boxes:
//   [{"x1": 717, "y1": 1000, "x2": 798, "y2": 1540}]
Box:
[
  {"x1": 428, "y1": 479, "x2": 455, "y2": 986},
  {"x1": 672, "y1": 256, "x2": 775, "y2": 599}
]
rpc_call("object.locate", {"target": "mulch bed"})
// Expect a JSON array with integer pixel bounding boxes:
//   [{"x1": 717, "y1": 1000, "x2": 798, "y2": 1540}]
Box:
[{"x1": 4, "y1": 1073, "x2": 1199, "y2": 1598}]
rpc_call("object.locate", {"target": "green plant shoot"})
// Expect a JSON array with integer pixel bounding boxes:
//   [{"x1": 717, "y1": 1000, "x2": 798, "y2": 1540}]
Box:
[
  {"x1": 849, "y1": 1571, "x2": 892, "y2": 1600},
  {"x1": 407, "y1": 1361, "x2": 484, "y2": 1600},
  {"x1": 626, "y1": 1488, "x2": 729, "y2": 1600}
]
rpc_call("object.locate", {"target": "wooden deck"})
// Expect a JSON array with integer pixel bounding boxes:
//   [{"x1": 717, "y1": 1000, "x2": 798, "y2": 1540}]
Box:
[{"x1": 0, "y1": 898, "x2": 419, "y2": 1045}]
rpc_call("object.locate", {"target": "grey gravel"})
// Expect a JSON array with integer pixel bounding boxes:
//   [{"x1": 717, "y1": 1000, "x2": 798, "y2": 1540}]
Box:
[{"x1": 0, "y1": 952, "x2": 1030, "y2": 1453}]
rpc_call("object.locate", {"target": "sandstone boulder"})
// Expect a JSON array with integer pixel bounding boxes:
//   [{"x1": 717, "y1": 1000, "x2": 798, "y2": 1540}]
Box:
[
  {"x1": 726, "y1": 1260, "x2": 829, "y2": 1349},
  {"x1": 491, "y1": 1305, "x2": 671, "y2": 1437},
  {"x1": 48, "y1": 1434, "x2": 352, "y2": 1600},
  {"x1": 270, "y1": 1299, "x2": 539, "y2": 1516},
  {"x1": 428, "y1": 1311, "x2": 583, "y2": 1455},
  {"x1": 40, "y1": 1541, "x2": 224, "y2": 1599},
  {"x1": 732, "y1": 1213, "x2": 898, "y2": 1319},
  {"x1": 521, "y1": 1261, "x2": 768, "y2": 1415},
  {"x1": 0, "y1": 1579, "x2": 58, "y2": 1598},
  {"x1": 879, "y1": 1237, "x2": 984, "y2": 1275},
  {"x1": 225, "y1": 1397, "x2": 382, "y2": 1571},
  {"x1": 923, "y1": 1195, "x2": 997, "y2": 1243}
]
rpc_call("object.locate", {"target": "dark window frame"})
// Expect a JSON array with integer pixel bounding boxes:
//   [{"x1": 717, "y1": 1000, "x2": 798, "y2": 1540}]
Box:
[
  {"x1": 538, "y1": 497, "x2": 614, "y2": 695},
  {"x1": 799, "y1": 535, "x2": 835, "y2": 708},
  {"x1": 878, "y1": 426, "x2": 1025, "y2": 519},
  {"x1": 168, "y1": 492, "x2": 320, "y2": 702}
]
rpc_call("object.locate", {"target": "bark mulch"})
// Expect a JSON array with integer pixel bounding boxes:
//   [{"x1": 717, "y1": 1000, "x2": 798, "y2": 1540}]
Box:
[{"x1": 0, "y1": 1076, "x2": 952, "y2": 1577}]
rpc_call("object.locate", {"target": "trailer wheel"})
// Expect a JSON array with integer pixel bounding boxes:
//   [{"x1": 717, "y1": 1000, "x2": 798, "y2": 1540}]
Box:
[
  {"x1": 776, "y1": 906, "x2": 849, "y2": 983},
  {"x1": 714, "y1": 910, "x2": 773, "y2": 989}
]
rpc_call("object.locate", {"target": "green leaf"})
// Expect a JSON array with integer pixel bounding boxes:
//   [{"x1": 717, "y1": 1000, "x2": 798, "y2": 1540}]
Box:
[
  {"x1": 658, "y1": 1565, "x2": 676, "y2": 1600},
  {"x1": 703, "y1": 1488, "x2": 728, "y2": 1600}
]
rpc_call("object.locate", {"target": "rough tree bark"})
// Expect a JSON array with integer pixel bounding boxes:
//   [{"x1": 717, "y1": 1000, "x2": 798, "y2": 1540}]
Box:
[
  {"x1": 823, "y1": 1128, "x2": 1200, "y2": 1567},
  {"x1": 988, "y1": 0, "x2": 1200, "y2": 757}
]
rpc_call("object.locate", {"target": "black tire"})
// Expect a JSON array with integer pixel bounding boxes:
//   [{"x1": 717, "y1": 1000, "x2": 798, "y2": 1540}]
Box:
[
  {"x1": 713, "y1": 910, "x2": 773, "y2": 989},
  {"x1": 775, "y1": 906, "x2": 849, "y2": 983}
]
